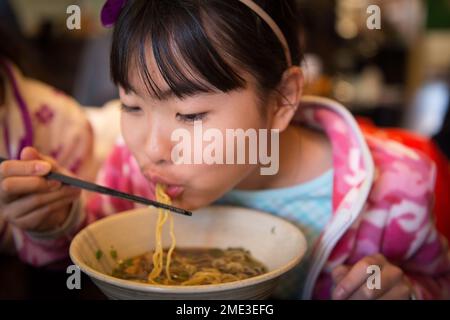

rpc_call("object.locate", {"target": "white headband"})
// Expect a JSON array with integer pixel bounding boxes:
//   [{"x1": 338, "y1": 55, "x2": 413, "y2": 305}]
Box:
[{"x1": 238, "y1": 0, "x2": 293, "y2": 67}]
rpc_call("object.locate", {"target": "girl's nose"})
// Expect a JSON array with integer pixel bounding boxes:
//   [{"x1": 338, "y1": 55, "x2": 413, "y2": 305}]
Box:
[{"x1": 144, "y1": 120, "x2": 173, "y2": 165}]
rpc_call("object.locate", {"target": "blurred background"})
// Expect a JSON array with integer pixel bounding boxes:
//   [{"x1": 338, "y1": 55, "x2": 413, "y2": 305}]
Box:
[{"x1": 0, "y1": 0, "x2": 449, "y2": 155}]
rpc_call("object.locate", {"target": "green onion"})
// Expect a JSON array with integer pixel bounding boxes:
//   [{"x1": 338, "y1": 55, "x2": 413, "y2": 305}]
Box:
[
  {"x1": 110, "y1": 248, "x2": 118, "y2": 260},
  {"x1": 95, "y1": 249, "x2": 103, "y2": 260},
  {"x1": 124, "y1": 258, "x2": 133, "y2": 266}
]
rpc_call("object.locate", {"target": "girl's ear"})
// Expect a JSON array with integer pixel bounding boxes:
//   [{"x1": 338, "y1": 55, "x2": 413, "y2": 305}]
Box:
[{"x1": 269, "y1": 67, "x2": 304, "y2": 132}]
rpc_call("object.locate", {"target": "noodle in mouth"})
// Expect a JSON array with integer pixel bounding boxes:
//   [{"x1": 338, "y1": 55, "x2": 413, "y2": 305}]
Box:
[{"x1": 111, "y1": 184, "x2": 267, "y2": 285}]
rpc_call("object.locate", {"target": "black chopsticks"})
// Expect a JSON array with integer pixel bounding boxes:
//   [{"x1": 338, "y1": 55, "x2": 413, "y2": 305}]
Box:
[{"x1": 0, "y1": 157, "x2": 192, "y2": 217}]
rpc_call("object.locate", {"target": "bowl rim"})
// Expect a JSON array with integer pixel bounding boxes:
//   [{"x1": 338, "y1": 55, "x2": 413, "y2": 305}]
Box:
[{"x1": 69, "y1": 205, "x2": 307, "y2": 294}]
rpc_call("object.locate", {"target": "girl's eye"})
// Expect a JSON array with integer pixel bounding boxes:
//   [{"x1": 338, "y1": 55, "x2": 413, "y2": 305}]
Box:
[
  {"x1": 121, "y1": 103, "x2": 142, "y2": 113},
  {"x1": 176, "y1": 112, "x2": 208, "y2": 123}
]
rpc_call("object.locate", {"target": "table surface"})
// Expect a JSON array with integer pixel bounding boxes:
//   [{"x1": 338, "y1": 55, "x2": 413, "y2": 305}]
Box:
[
  {"x1": 0, "y1": 255, "x2": 107, "y2": 300},
  {"x1": 1, "y1": 255, "x2": 281, "y2": 300}
]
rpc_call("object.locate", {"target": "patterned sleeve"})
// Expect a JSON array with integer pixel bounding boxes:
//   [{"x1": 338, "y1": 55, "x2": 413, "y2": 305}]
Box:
[
  {"x1": 401, "y1": 175, "x2": 450, "y2": 300},
  {"x1": 374, "y1": 144, "x2": 450, "y2": 299},
  {"x1": 3, "y1": 78, "x2": 95, "y2": 266}
]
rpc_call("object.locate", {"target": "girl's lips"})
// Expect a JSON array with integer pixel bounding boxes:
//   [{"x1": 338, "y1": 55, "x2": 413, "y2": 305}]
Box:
[
  {"x1": 144, "y1": 173, "x2": 185, "y2": 199},
  {"x1": 164, "y1": 185, "x2": 185, "y2": 199}
]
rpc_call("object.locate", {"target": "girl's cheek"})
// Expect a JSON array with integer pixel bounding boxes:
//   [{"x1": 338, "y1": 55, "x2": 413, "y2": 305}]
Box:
[
  {"x1": 121, "y1": 115, "x2": 145, "y2": 151},
  {"x1": 120, "y1": 114, "x2": 132, "y2": 141}
]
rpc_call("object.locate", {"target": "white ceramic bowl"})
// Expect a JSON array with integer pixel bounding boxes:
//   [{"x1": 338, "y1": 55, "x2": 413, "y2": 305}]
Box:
[{"x1": 70, "y1": 205, "x2": 306, "y2": 300}]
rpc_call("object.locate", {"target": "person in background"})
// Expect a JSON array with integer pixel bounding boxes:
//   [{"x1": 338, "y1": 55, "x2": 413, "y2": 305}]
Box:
[{"x1": 0, "y1": 25, "x2": 94, "y2": 266}]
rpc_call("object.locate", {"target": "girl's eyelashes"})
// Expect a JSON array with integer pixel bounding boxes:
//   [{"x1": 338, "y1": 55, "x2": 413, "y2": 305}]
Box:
[
  {"x1": 120, "y1": 103, "x2": 208, "y2": 123},
  {"x1": 121, "y1": 103, "x2": 142, "y2": 113},
  {"x1": 176, "y1": 112, "x2": 208, "y2": 123}
]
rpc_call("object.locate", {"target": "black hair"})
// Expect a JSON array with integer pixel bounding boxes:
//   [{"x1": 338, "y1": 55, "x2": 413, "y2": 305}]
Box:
[
  {"x1": 0, "y1": 23, "x2": 21, "y2": 104},
  {"x1": 0, "y1": 66, "x2": 4, "y2": 104},
  {"x1": 110, "y1": 0, "x2": 302, "y2": 101}
]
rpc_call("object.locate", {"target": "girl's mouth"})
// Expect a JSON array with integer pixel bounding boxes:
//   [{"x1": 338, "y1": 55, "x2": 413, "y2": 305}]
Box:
[
  {"x1": 144, "y1": 173, "x2": 185, "y2": 199},
  {"x1": 163, "y1": 185, "x2": 185, "y2": 199}
]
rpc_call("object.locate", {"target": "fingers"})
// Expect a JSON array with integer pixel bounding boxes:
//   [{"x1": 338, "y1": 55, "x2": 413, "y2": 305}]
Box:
[
  {"x1": 20, "y1": 147, "x2": 42, "y2": 162},
  {"x1": 0, "y1": 160, "x2": 52, "y2": 179},
  {"x1": 347, "y1": 264, "x2": 404, "y2": 300},
  {"x1": 0, "y1": 147, "x2": 81, "y2": 233},
  {"x1": 0, "y1": 155, "x2": 54, "y2": 201},
  {"x1": 13, "y1": 195, "x2": 78, "y2": 231},
  {"x1": 20, "y1": 146, "x2": 56, "y2": 165},
  {"x1": 34, "y1": 202, "x2": 75, "y2": 231},
  {"x1": 1, "y1": 176, "x2": 62, "y2": 200},
  {"x1": 2, "y1": 186, "x2": 80, "y2": 223},
  {"x1": 0, "y1": 148, "x2": 70, "y2": 202},
  {"x1": 21, "y1": 147, "x2": 73, "y2": 177},
  {"x1": 332, "y1": 254, "x2": 387, "y2": 300},
  {"x1": 331, "y1": 265, "x2": 350, "y2": 284},
  {"x1": 332, "y1": 254, "x2": 409, "y2": 300},
  {"x1": 378, "y1": 281, "x2": 411, "y2": 300}
]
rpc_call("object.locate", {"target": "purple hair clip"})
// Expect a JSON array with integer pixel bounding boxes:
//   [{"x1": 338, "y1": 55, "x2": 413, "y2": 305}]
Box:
[{"x1": 101, "y1": 0, "x2": 128, "y2": 28}]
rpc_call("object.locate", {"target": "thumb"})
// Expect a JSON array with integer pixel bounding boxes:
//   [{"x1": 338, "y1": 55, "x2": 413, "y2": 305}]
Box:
[
  {"x1": 20, "y1": 147, "x2": 55, "y2": 174},
  {"x1": 20, "y1": 146, "x2": 41, "y2": 161},
  {"x1": 20, "y1": 146, "x2": 59, "y2": 168},
  {"x1": 331, "y1": 265, "x2": 350, "y2": 284}
]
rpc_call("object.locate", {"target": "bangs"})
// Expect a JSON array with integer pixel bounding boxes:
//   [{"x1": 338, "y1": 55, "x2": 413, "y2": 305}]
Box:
[{"x1": 111, "y1": 0, "x2": 246, "y2": 100}]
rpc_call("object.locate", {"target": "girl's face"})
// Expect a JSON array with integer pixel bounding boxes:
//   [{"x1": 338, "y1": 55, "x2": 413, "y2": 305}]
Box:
[{"x1": 120, "y1": 68, "x2": 272, "y2": 210}]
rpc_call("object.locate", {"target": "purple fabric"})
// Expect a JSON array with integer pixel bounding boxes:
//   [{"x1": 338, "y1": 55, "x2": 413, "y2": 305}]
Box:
[
  {"x1": 50, "y1": 145, "x2": 63, "y2": 159},
  {"x1": 35, "y1": 104, "x2": 55, "y2": 124},
  {"x1": 2, "y1": 120, "x2": 11, "y2": 159},
  {"x1": 0, "y1": 60, "x2": 33, "y2": 159},
  {"x1": 101, "y1": 0, "x2": 127, "y2": 28}
]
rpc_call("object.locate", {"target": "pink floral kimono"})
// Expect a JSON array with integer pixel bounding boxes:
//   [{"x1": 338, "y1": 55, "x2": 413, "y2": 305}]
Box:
[{"x1": 0, "y1": 60, "x2": 94, "y2": 263}]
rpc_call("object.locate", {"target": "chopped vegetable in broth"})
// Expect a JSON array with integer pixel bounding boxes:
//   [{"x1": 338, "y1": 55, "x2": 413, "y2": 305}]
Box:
[{"x1": 111, "y1": 248, "x2": 267, "y2": 285}]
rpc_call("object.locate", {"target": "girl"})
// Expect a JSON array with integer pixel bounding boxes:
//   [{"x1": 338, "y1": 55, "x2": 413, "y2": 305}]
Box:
[
  {"x1": 11, "y1": 0, "x2": 450, "y2": 299},
  {"x1": 88, "y1": 0, "x2": 450, "y2": 299},
  {"x1": 0, "y1": 26, "x2": 94, "y2": 264}
]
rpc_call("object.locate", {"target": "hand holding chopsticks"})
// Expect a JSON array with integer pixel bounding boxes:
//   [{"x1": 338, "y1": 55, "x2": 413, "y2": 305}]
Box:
[{"x1": 0, "y1": 156, "x2": 192, "y2": 217}]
